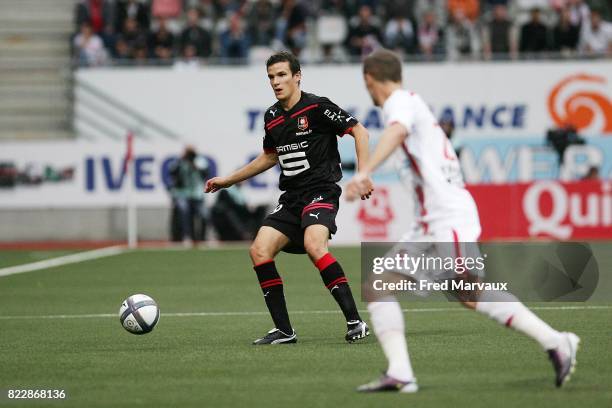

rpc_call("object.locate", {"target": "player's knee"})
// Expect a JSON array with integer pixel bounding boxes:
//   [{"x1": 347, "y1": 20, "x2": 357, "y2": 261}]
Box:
[
  {"x1": 249, "y1": 242, "x2": 272, "y2": 264},
  {"x1": 303, "y1": 239, "x2": 327, "y2": 260},
  {"x1": 460, "y1": 300, "x2": 478, "y2": 310}
]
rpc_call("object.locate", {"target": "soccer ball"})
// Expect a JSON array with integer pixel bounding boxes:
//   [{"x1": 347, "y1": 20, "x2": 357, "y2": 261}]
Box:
[{"x1": 119, "y1": 294, "x2": 160, "y2": 335}]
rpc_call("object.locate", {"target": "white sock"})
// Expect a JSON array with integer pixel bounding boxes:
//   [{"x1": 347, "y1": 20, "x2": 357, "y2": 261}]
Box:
[
  {"x1": 476, "y1": 291, "x2": 563, "y2": 350},
  {"x1": 368, "y1": 299, "x2": 415, "y2": 381}
]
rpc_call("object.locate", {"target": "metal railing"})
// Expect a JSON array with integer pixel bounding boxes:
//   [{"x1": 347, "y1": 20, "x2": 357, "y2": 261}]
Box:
[{"x1": 73, "y1": 76, "x2": 182, "y2": 141}]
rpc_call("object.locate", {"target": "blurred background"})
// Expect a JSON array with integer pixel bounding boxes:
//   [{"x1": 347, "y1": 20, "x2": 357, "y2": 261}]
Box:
[{"x1": 1, "y1": 0, "x2": 611, "y2": 247}]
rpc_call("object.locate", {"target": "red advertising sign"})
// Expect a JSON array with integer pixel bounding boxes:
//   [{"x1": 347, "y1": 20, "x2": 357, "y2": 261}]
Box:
[
  {"x1": 467, "y1": 180, "x2": 612, "y2": 240},
  {"x1": 357, "y1": 187, "x2": 395, "y2": 240}
]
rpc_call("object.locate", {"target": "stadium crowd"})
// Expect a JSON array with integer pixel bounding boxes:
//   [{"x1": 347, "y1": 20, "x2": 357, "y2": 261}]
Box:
[{"x1": 72, "y1": 0, "x2": 612, "y2": 66}]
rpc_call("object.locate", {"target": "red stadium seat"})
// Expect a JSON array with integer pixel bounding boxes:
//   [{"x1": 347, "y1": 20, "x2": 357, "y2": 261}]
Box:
[{"x1": 152, "y1": 0, "x2": 182, "y2": 18}]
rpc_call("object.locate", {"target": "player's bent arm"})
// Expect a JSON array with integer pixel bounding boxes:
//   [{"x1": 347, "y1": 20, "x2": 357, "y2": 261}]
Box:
[
  {"x1": 349, "y1": 123, "x2": 370, "y2": 173},
  {"x1": 205, "y1": 152, "x2": 278, "y2": 193},
  {"x1": 361, "y1": 122, "x2": 408, "y2": 174},
  {"x1": 232, "y1": 151, "x2": 278, "y2": 182},
  {"x1": 343, "y1": 123, "x2": 406, "y2": 201}
]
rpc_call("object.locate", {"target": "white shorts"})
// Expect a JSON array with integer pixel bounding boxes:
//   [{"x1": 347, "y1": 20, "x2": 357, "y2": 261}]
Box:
[
  {"x1": 399, "y1": 222, "x2": 481, "y2": 243},
  {"x1": 386, "y1": 221, "x2": 483, "y2": 284}
]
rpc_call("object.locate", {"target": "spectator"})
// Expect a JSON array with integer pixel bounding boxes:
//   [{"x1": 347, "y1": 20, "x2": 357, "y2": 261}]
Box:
[
  {"x1": 485, "y1": 0, "x2": 509, "y2": 6},
  {"x1": 247, "y1": 0, "x2": 276, "y2": 46},
  {"x1": 589, "y1": 0, "x2": 611, "y2": 21},
  {"x1": 115, "y1": 0, "x2": 151, "y2": 33},
  {"x1": 180, "y1": 8, "x2": 213, "y2": 57},
  {"x1": 447, "y1": 0, "x2": 480, "y2": 22},
  {"x1": 519, "y1": 8, "x2": 550, "y2": 54},
  {"x1": 117, "y1": 17, "x2": 149, "y2": 59},
  {"x1": 211, "y1": 184, "x2": 267, "y2": 241},
  {"x1": 319, "y1": 0, "x2": 372, "y2": 20},
  {"x1": 217, "y1": 0, "x2": 247, "y2": 16},
  {"x1": 445, "y1": 9, "x2": 481, "y2": 59},
  {"x1": 75, "y1": 0, "x2": 115, "y2": 34},
  {"x1": 73, "y1": 22, "x2": 109, "y2": 66},
  {"x1": 384, "y1": 15, "x2": 415, "y2": 55},
  {"x1": 582, "y1": 166, "x2": 600, "y2": 180},
  {"x1": 149, "y1": 17, "x2": 176, "y2": 60},
  {"x1": 114, "y1": 38, "x2": 132, "y2": 60},
  {"x1": 275, "y1": 0, "x2": 309, "y2": 56},
  {"x1": 578, "y1": 9, "x2": 612, "y2": 55},
  {"x1": 188, "y1": 0, "x2": 221, "y2": 27},
  {"x1": 381, "y1": 0, "x2": 415, "y2": 21},
  {"x1": 346, "y1": 5, "x2": 383, "y2": 57},
  {"x1": 415, "y1": 0, "x2": 447, "y2": 26},
  {"x1": 316, "y1": 0, "x2": 345, "y2": 15},
  {"x1": 417, "y1": 10, "x2": 442, "y2": 58},
  {"x1": 551, "y1": 7, "x2": 580, "y2": 54},
  {"x1": 168, "y1": 147, "x2": 209, "y2": 245},
  {"x1": 174, "y1": 44, "x2": 201, "y2": 69},
  {"x1": 133, "y1": 43, "x2": 150, "y2": 64},
  {"x1": 482, "y1": 4, "x2": 516, "y2": 59},
  {"x1": 567, "y1": 0, "x2": 590, "y2": 27},
  {"x1": 219, "y1": 13, "x2": 250, "y2": 62}
]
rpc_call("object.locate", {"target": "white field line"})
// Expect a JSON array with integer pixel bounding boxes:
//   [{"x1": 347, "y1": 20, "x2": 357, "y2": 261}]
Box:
[
  {"x1": 0, "y1": 305, "x2": 609, "y2": 321},
  {"x1": 0, "y1": 245, "x2": 127, "y2": 278}
]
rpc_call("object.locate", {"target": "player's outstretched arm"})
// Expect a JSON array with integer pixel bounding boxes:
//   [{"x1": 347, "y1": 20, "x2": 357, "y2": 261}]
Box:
[
  {"x1": 349, "y1": 123, "x2": 373, "y2": 200},
  {"x1": 345, "y1": 122, "x2": 408, "y2": 201},
  {"x1": 205, "y1": 151, "x2": 278, "y2": 193}
]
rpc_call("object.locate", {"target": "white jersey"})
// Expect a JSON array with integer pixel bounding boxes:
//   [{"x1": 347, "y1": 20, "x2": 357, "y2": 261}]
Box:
[{"x1": 383, "y1": 89, "x2": 480, "y2": 233}]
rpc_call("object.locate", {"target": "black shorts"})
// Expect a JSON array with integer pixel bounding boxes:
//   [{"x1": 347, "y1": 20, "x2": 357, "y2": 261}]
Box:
[{"x1": 262, "y1": 184, "x2": 341, "y2": 254}]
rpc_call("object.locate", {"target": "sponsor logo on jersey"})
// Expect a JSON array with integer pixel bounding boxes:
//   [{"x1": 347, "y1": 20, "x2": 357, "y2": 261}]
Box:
[
  {"x1": 311, "y1": 195, "x2": 323, "y2": 203},
  {"x1": 269, "y1": 108, "x2": 278, "y2": 117},
  {"x1": 324, "y1": 109, "x2": 354, "y2": 123},
  {"x1": 295, "y1": 129, "x2": 312, "y2": 136},
  {"x1": 297, "y1": 115, "x2": 309, "y2": 130},
  {"x1": 276, "y1": 140, "x2": 308, "y2": 153}
]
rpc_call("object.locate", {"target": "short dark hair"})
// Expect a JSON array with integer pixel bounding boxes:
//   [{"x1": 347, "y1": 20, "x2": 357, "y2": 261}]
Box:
[
  {"x1": 363, "y1": 49, "x2": 402, "y2": 83},
  {"x1": 266, "y1": 51, "x2": 301, "y2": 75}
]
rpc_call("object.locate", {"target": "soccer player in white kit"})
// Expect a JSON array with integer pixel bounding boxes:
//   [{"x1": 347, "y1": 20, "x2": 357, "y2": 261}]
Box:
[{"x1": 345, "y1": 49, "x2": 580, "y2": 393}]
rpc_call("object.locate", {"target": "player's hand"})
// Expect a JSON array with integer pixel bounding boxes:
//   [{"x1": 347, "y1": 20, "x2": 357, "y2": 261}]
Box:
[
  {"x1": 345, "y1": 172, "x2": 374, "y2": 202},
  {"x1": 204, "y1": 177, "x2": 232, "y2": 193}
]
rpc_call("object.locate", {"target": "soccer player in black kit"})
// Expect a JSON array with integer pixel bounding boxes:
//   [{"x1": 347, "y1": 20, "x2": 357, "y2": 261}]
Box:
[{"x1": 205, "y1": 52, "x2": 373, "y2": 345}]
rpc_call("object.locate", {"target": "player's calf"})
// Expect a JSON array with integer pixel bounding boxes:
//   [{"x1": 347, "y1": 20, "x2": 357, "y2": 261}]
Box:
[
  {"x1": 313, "y1": 252, "x2": 369, "y2": 342},
  {"x1": 253, "y1": 260, "x2": 293, "y2": 337}
]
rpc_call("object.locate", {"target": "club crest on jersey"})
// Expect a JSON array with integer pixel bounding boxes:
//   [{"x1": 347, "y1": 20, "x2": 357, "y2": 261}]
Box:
[{"x1": 297, "y1": 116, "x2": 309, "y2": 131}]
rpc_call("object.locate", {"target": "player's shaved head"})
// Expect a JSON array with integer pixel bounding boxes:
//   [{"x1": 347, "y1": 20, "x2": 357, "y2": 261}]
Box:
[
  {"x1": 363, "y1": 49, "x2": 402, "y2": 83},
  {"x1": 266, "y1": 51, "x2": 301, "y2": 76}
]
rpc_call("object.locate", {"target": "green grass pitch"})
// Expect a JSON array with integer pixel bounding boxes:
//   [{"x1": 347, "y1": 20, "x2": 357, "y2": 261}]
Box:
[{"x1": 0, "y1": 246, "x2": 611, "y2": 407}]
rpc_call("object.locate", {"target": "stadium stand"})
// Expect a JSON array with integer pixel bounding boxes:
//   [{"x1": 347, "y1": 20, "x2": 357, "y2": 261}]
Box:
[
  {"x1": 0, "y1": 0, "x2": 74, "y2": 140},
  {"x1": 69, "y1": 0, "x2": 612, "y2": 67}
]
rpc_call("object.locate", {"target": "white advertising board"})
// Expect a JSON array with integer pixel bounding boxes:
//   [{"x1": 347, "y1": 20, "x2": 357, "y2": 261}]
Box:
[{"x1": 76, "y1": 60, "x2": 612, "y2": 145}]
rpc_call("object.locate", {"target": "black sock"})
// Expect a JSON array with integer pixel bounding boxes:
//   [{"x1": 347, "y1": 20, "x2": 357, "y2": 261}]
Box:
[
  {"x1": 253, "y1": 260, "x2": 293, "y2": 334},
  {"x1": 315, "y1": 253, "x2": 361, "y2": 322}
]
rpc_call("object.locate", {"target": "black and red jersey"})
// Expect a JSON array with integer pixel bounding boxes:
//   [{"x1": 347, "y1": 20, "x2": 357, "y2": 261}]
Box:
[{"x1": 263, "y1": 91, "x2": 358, "y2": 191}]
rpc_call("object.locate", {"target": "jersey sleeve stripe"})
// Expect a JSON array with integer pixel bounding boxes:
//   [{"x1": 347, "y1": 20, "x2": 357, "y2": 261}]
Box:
[
  {"x1": 341, "y1": 126, "x2": 353, "y2": 137},
  {"x1": 289, "y1": 104, "x2": 319, "y2": 118}
]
